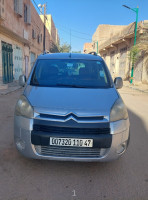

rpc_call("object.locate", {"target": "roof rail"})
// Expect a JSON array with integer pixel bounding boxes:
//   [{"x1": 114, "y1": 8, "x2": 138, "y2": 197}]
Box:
[
  {"x1": 88, "y1": 51, "x2": 98, "y2": 56},
  {"x1": 43, "y1": 51, "x2": 50, "y2": 55}
]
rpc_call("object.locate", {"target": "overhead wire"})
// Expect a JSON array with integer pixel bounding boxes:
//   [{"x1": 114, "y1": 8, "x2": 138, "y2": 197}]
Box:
[{"x1": 32, "y1": 0, "x2": 93, "y2": 42}]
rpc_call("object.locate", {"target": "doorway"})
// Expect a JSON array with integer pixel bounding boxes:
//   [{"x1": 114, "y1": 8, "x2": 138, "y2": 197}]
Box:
[{"x1": 1, "y1": 41, "x2": 13, "y2": 84}]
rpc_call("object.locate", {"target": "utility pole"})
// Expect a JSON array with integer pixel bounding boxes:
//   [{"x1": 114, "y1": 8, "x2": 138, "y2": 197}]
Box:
[
  {"x1": 96, "y1": 41, "x2": 98, "y2": 54},
  {"x1": 93, "y1": 41, "x2": 98, "y2": 54},
  {"x1": 122, "y1": 5, "x2": 139, "y2": 84},
  {"x1": 43, "y1": 3, "x2": 46, "y2": 53},
  {"x1": 38, "y1": 3, "x2": 47, "y2": 53},
  {"x1": 70, "y1": 28, "x2": 71, "y2": 53}
]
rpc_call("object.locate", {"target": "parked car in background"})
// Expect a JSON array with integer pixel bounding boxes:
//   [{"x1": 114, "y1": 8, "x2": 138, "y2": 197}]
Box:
[{"x1": 14, "y1": 53, "x2": 130, "y2": 162}]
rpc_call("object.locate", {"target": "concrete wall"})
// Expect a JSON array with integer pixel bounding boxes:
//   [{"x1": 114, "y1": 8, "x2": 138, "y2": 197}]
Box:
[
  {"x1": 92, "y1": 24, "x2": 126, "y2": 52},
  {"x1": 100, "y1": 40, "x2": 132, "y2": 80},
  {"x1": 83, "y1": 43, "x2": 93, "y2": 53},
  {"x1": 142, "y1": 54, "x2": 148, "y2": 84},
  {"x1": 92, "y1": 21, "x2": 148, "y2": 84},
  {"x1": 40, "y1": 14, "x2": 57, "y2": 46},
  {"x1": 0, "y1": 33, "x2": 26, "y2": 80},
  {"x1": 100, "y1": 36, "x2": 148, "y2": 84}
]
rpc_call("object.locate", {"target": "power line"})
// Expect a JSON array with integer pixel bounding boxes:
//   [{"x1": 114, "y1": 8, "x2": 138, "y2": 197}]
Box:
[
  {"x1": 32, "y1": 0, "x2": 92, "y2": 44},
  {"x1": 57, "y1": 26, "x2": 92, "y2": 41},
  {"x1": 32, "y1": 0, "x2": 43, "y2": 14},
  {"x1": 32, "y1": 0, "x2": 93, "y2": 37},
  {"x1": 56, "y1": 23, "x2": 92, "y2": 36},
  {"x1": 59, "y1": 29, "x2": 92, "y2": 41},
  {"x1": 71, "y1": 29, "x2": 92, "y2": 36},
  {"x1": 32, "y1": 0, "x2": 56, "y2": 33},
  {"x1": 71, "y1": 34, "x2": 91, "y2": 41}
]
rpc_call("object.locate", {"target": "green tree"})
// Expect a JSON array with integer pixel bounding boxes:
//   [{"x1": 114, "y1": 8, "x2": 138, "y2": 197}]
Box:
[
  {"x1": 50, "y1": 43, "x2": 60, "y2": 53},
  {"x1": 129, "y1": 45, "x2": 140, "y2": 65},
  {"x1": 72, "y1": 51, "x2": 81, "y2": 53},
  {"x1": 59, "y1": 43, "x2": 71, "y2": 53},
  {"x1": 129, "y1": 32, "x2": 148, "y2": 66},
  {"x1": 136, "y1": 32, "x2": 148, "y2": 54}
]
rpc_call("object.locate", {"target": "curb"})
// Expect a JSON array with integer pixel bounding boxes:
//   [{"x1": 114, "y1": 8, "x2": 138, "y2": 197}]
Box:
[
  {"x1": 0, "y1": 86, "x2": 22, "y2": 95},
  {"x1": 124, "y1": 85, "x2": 148, "y2": 94}
]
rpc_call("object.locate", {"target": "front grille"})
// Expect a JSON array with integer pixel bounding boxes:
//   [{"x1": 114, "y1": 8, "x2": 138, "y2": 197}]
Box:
[
  {"x1": 33, "y1": 124, "x2": 110, "y2": 135},
  {"x1": 39, "y1": 113, "x2": 104, "y2": 121},
  {"x1": 34, "y1": 145, "x2": 108, "y2": 158}
]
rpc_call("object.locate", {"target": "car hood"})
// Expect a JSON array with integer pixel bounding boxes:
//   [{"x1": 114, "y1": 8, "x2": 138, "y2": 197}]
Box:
[{"x1": 24, "y1": 85, "x2": 119, "y2": 116}]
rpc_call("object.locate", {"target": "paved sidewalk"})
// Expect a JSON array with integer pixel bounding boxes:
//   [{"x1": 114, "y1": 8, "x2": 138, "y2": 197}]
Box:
[
  {"x1": 0, "y1": 81, "x2": 22, "y2": 95},
  {"x1": 123, "y1": 81, "x2": 148, "y2": 93}
]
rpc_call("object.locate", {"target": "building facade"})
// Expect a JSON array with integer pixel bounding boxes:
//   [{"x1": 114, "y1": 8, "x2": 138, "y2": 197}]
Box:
[
  {"x1": 0, "y1": 0, "x2": 57, "y2": 87},
  {"x1": 40, "y1": 14, "x2": 59, "y2": 52},
  {"x1": 84, "y1": 21, "x2": 148, "y2": 84},
  {"x1": 83, "y1": 42, "x2": 93, "y2": 54}
]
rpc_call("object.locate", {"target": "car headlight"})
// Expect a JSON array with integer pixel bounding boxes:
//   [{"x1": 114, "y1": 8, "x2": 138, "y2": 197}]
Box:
[
  {"x1": 15, "y1": 95, "x2": 34, "y2": 118},
  {"x1": 110, "y1": 98, "x2": 128, "y2": 122}
]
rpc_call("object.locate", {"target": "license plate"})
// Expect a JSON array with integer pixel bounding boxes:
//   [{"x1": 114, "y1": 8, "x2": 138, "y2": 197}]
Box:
[{"x1": 50, "y1": 137, "x2": 93, "y2": 148}]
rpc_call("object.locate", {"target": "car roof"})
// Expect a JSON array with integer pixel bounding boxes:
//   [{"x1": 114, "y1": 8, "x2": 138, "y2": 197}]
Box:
[{"x1": 37, "y1": 53, "x2": 103, "y2": 61}]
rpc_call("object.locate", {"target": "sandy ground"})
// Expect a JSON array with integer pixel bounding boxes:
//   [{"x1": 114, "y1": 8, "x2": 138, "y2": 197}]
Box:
[{"x1": 0, "y1": 87, "x2": 148, "y2": 200}]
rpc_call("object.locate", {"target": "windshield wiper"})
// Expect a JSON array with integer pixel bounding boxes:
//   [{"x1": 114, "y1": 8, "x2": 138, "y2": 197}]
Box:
[{"x1": 55, "y1": 83, "x2": 87, "y2": 88}]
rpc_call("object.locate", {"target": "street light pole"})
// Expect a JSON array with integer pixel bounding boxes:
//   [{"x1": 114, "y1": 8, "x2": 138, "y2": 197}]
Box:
[
  {"x1": 93, "y1": 41, "x2": 98, "y2": 54},
  {"x1": 43, "y1": 4, "x2": 46, "y2": 53},
  {"x1": 134, "y1": 7, "x2": 139, "y2": 45},
  {"x1": 97, "y1": 41, "x2": 98, "y2": 54},
  {"x1": 122, "y1": 5, "x2": 139, "y2": 84},
  {"x1": 70, "y1": 28, "x2": 71, "y2": 53},
  {"x1": 38, "y1": 3, "x2": 46, "y2": 53}
]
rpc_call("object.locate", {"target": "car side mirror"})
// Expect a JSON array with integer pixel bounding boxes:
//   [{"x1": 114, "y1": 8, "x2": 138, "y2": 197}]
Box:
[
  {"x1": 114, "y1": 77, "x2": 123, "y2": 89},
  {"x1": 19, "y1": 75, "x2": 26, "y2": 87}
]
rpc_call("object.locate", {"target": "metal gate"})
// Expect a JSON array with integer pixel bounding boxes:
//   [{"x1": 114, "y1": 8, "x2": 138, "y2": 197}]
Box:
[
  {"x1": 25, "y1": 56, "x2": 29, "y2": 78},
  {"x1": 110, "y1": 51, "x2": 115, "y2": 78},
  {"x1": 119, "y1": 47, "x2": 127, "y2": 79},
  {"x1": 13, "y1": 45, "x2": 23, "y2": 80},
  {"x1": 30, "y1": 52, "x2": 36, "y2": 69},
  {"x1": 1, "y1": 42, "x2": 13, "y2": 84},
  {"x1": 134, "y1": 56, "x2": 143, "y2": 82}
]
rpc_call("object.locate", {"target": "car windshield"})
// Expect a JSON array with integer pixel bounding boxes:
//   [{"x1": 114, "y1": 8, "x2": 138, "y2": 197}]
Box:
[{"x1": 30, "y1": 59, "x2": 112, "y2": 88}]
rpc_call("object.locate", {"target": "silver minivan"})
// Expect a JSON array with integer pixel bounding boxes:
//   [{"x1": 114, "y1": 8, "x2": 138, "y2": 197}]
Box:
[{"x1": 14, "y1": 53, "x2": 130, "y2": 162}]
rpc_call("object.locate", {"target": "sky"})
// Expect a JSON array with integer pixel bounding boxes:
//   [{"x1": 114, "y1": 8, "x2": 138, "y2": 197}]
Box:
[{"x1": 32, "y1": 0, "x2": 148, "y2": 52}]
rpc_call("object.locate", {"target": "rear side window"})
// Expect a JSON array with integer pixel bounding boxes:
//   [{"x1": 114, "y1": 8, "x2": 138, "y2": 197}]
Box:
[{"x1": 30, "y1": 59, "x2": 112, "y2": 88}]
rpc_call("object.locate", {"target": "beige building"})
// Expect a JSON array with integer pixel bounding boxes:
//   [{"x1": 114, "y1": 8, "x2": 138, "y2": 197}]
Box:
[
  {"x1": 0, "y1": 0, "x2": 54, "y2": 87},
  {"x1": 40, "y1": 14, "x2": 59, "y2": 52},
  {"x1": 92, "y1": 24, "x2": 127, "y2": 48},
  {"x1": 84, "y1": 21, "x2": 148, "y2": 84},
  {"x1": 83, "y1": 42, "x2": 93, "y2": 53}
]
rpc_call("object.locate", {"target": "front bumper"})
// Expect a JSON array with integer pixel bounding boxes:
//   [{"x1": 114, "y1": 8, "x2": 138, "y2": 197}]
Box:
[{"x1": 14, "y1": 116, "x2": 130, "y2": 162}]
